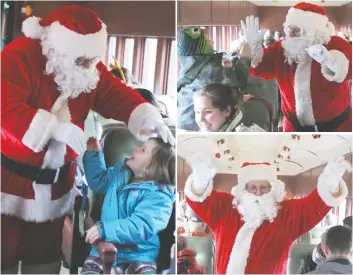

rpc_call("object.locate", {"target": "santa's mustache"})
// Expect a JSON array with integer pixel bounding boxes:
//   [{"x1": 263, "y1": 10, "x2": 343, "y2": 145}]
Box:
[{"x1": 237, "y1": 191, "x2": 279, "y2": 228}]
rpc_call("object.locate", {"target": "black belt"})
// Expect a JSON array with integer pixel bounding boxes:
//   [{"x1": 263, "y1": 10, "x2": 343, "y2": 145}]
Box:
[
  {"x1": 288, "y1": 106, "x2": 350, "y2": 132},
  {"x1": 1, "y1": 153, "x2": 72, "y2": 184}
]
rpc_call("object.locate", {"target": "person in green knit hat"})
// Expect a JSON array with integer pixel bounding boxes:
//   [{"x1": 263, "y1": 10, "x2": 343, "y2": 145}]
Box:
[{"x1": 177, "y1": 27, "x2": 251, "y2": 131}]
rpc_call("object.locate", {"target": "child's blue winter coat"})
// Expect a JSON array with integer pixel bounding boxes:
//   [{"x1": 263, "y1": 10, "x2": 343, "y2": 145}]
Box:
[{"x1": 83, "y1": 151, "x2": 175, "y2": 264}]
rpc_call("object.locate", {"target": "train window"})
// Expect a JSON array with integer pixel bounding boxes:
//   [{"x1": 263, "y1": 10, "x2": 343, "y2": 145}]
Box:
[
  {"x1": 142, "y1": 38, "x2": 158, "y2": 91},
  {"x1": 123, "y1": 38, "x2": 135, "y2": 72},
  {"x1": 107, "y1": 36, "x2": 117, "y2": 67},
  {"x1": 167, "y1": 40, "x2": 177, "y2": 98}
]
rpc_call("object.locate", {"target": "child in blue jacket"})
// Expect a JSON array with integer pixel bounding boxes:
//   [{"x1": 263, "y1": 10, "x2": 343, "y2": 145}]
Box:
[{"x1": 81, "y1": 137, "x2": 175, "y2": 274}]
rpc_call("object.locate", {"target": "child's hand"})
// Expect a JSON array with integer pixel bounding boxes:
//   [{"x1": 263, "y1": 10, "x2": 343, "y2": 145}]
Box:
[
  {"x1": 87, "y1": 137, "x2": 100, "y2": 151},
  {"x1": 85, "y1": 225, "x2": 101, "y2": 244}
]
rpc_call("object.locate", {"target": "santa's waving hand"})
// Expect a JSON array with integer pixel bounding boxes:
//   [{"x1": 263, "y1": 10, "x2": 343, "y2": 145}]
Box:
[{"x1": 306, "y1": 44, "x2": 350, "y2": 83}]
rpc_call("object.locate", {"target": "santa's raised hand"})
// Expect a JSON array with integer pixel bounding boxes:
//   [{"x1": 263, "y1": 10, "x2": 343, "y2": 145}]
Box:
[
  {"x1": 306, "y1": 44, "x2": 331, "y2": 65},
  {"x1": 319, "y1": 156, "x2": 352, "y2": 193},
  {"x1": 186, "y1": 153, "x2": 217, "y2": 195},
  {"x1": 240, "y1": 15, "x2": 266, "y2": 58}
]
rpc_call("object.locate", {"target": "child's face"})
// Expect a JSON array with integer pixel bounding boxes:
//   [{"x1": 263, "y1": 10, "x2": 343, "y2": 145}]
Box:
[
  {"x1": 126, "y1": 139, "x2": 158, "y2": 176},
  {"x1": 194, "y1": 96, "x2": 231, "y2": 132}
]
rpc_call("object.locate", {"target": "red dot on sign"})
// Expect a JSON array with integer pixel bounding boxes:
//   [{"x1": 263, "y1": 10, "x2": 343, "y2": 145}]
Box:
[
  {"x1": 276, "y1": 168, "x2": 280, "y2": 172},
  {"x1": 215, "y1": 153, "x2": 221, "y2": 158},
  {"x1": 287, "y1": 156, "x2": 291, "y2": 160}
]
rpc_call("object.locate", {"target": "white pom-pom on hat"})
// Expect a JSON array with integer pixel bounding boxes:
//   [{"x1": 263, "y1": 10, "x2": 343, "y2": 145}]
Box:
[{"x1": 22, "y1": 16, "x2": 44, "y2": 40}]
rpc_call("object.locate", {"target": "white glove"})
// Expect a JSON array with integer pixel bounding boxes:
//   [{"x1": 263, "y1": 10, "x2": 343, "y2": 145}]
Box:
[
  {"x1": 186, "y1": 153, "x2": 217, "y2": 194},
  {"x1": 306, "y1": 44, "x2": 331, "y2": 65},
  {"x1": 240, "y1": 15, "x2": 267, "y2": 58},
  {"x1": 138, "y1": 116, "x2": 175, "y2": 146},
  {"x1": 319, "y1": 156, "x2": 352, "y2": 193},
  {"x1": 52, "y1": 122, "x2": 86, "y2": 155}
]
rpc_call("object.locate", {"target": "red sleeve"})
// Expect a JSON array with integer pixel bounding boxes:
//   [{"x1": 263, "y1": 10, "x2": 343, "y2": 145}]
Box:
[
  {"x1": 281, "y1": 189, "x2": 331, "y2": 240},
  {"x1": 1, "y1": 38, "x2": 57, "y2": 153},
  {"x1": 250, "y1": 41, "x2": 282, "y2": 80},
  {"x1": 185, "y1": 190, "x2": 234, "y2": 232},
  {"x1": 93, "y1": 62, "x2": 147, "y2": 124}
]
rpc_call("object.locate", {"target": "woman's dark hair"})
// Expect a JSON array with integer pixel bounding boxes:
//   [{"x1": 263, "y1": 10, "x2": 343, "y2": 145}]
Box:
[
  {"x1": 194, "y1": 83, "x2": 243, "y2": 117},
  {"x1": 134, "y1": 88, "x2": 158, "y2": 107},
  {"x1": 145, "y1": 138, "x2": 175, "y2": 186},
  {"x1": 135, "y1": 88, "x2": 168, "y2": 118}
]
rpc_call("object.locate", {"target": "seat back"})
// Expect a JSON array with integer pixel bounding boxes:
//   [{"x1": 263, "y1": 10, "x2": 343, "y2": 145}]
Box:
[
  {"x1": 287, "y1": 244, "x2": 316, "y2": 274},
  {"x1": 246, "y1": 76, "x2": 279, "y2": 121},
  {"x1": 241, "y1": 97, "x2": 273, "y2": 131},
  {"x1": 184, "y1": 236, "x2": 216, "y2": 274}
]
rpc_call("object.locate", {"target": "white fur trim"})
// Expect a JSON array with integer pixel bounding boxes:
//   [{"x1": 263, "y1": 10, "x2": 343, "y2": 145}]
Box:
[
  {"x1": 226, "y1": 224, "x2": 256, "y2": 274},
  {"x1": 43, "y1": 96, "x2": 71, "y2": 169},
  {"x1": 286, "y1": 7, "x2": 330, "y2": 34},
  {"x1": 22, "y1": 16, "x2": 44, "y2": 40},
  {"x1": 294, "y1": 58, "x2": 316, "y2": 126},
  {"x1": 317, "y1": 178, "x2": 348, "y2": 207},
  {"x1": 1, "y1": 185, "x2": 76, "y2": 222},
  {"x1": 237, "y1": 164, "x2": 277, "y2": 188},
  {"x1": 251, "y1": 46, "x2": 264, "y2": 68},
  {"x1": 321, "y1": 50, "x2": 349, "y2": 83},
  {"x1": 45, "y1": 21, "x2": 107, "y2": 60},
  {"x1": 22, "y1": 109, "x2": 58, "y2": 153},
  {"x1": 128, "y1": 103, "x2": 162, "y2": 137},
  {"x1": 184, "y1": 173, "x2": 213, "y2": 203}
]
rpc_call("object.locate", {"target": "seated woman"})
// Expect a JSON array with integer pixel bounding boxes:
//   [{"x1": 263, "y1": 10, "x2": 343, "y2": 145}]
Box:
[
  {"x1": 193, "y1": 83, "x2": 267, "y2": 132},
  {"x1": 81, "y1": 137, "x2": 175, "y2": 274}
]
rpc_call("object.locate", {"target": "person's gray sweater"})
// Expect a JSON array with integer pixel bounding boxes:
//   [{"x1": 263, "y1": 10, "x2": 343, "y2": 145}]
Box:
[{"x1": 308, "y1": 256, "x2": 352, "y2": 274}]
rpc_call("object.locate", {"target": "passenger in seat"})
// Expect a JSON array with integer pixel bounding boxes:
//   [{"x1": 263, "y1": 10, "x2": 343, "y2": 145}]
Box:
[
  {"x1": 81, "y1": 137, "x2": 175, "y2": 274},
  {"x1": 193, "y1": 83, "x2": 266, "y2": 132},
  {"x1": 177, "y1": 235, "x2": 206, "y2": 274},
  {"x1": 308, "y1": 226, "x2": 352, "y2": 274},
  {"x1": 177, "y1": 27, "x2": 251, "y2": 131}
]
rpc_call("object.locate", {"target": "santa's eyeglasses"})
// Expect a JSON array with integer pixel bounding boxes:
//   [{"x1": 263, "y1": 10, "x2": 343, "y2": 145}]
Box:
[
  {"x1": 245, "y1": 184, "x2": 271, "y2": 194},
  {"x1": 283, "y1": 24, "x2": 304, "y2": 37}
]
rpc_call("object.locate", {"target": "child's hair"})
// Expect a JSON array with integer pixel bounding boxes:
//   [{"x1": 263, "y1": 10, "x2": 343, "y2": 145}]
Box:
[
  {"x1": 146, "y1": 138, "x2": 175, "y2": 186},
  {"x1": 194, "y1": 83, "x2": 243, "y2": 118}
]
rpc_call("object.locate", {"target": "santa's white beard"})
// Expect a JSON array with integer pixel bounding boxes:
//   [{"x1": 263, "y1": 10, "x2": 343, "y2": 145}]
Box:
[
  {"x1": 41, "y1": 38, "x2": 100, "y2": 99},
  {"x1": 282, "y1": 32, "x2": 326, "y2": 65},
  {"x1": 237, "y1": 191, "x2": 279, "y2": 229}
]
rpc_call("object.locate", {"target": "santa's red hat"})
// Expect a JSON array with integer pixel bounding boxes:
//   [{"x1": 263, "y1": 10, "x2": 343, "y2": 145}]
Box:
[
  {"x1": 285, "y1": 2, "x2": 335, "y2": 36},
  {"x1": 22, "y1": 5, "x2": 107, "y2": 59},
  {"x1": 232, "y1": 162, "x2": 286, "y2": 202}
]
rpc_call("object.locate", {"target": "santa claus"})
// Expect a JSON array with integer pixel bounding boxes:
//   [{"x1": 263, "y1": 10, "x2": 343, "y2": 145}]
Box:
[
  {"x1": 241, "y1": 2, "x2": 352, "y2": 132},
  {"x1": 184, "y1": 155, "x2": 350, "y2": 274},
  {"x1": 1, "y1": 5, "x2": 174, "y2": 274}
]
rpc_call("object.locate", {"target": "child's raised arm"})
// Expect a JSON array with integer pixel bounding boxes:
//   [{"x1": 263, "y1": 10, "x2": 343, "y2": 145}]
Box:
[
  {"x1": 83, "y1": 137, "x2": 125, "y2": 194},
  {"x1": 97, "y1": 191, "x2": 174, "y2": 244}
]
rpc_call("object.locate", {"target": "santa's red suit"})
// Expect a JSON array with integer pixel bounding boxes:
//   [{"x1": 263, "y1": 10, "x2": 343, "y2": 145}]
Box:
[
  {"x1": 1, "y1": 5, "x2": 170, "y2": 272},
  {"x1": 184, "y1": 162, "x2": 348, "y2": 274},
  {"x1": 250, "y1": 3, "x2": 352, "y2": 132}
]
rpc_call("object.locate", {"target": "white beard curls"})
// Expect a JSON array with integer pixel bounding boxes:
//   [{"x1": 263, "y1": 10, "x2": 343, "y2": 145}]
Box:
[
  {"x1": 282, "y1": 30, "x2": 327, "y2": 65},
  {"x1": 41, "y1": 36, "x2": 100, "y2": 99},
  {"x1": 237, "y1": 190, "x2": 280, "y2": 229}
]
